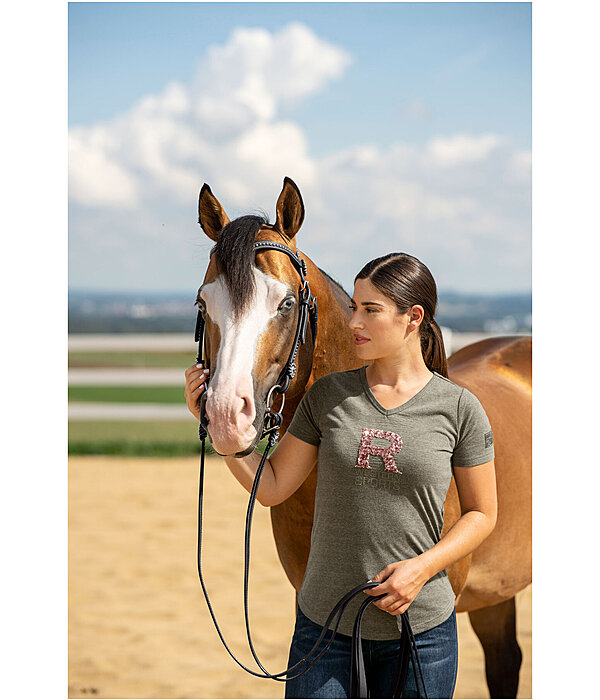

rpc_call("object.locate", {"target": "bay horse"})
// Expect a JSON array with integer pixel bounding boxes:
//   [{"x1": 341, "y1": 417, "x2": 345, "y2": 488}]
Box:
[{"x1": 195, "y1": 177, "x2": 531, "y2": 698}]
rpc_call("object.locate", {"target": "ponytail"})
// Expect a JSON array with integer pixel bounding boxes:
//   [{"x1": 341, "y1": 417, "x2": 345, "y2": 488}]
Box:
[{"x1": 421, "y1": 319, "x2": 448, "y2": 378}]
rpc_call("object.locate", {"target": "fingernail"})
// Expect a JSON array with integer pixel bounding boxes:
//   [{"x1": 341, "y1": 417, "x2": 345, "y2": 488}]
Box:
[
  {"x1": 203, "y1": 369, "x2": 210, "y2": 374},
  {"x1": 195, "y1": 363, "x2": 203, "y2": 368}
]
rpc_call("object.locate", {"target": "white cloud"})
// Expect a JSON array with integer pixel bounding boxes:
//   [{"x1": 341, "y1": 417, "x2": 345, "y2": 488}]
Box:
[
  {"x1": 68, "y1": 22, "x2": 530, "y2": 293},
  {"x1": 194, "y1": 23, "x2": 351, "y2": 123},
  {"x1": 69, "y1": 126, "x2": 139, "y2": 208},
  {"x1": 508, "y1": 149, "x2": 532, "y2": 183},
  {"x1": 426, "y1": 133, "x2": 504, "y2": 167},
  {"x1": 69, "y1": 23, "x2": 349, "y2": 210},
  {"x1": 266, "y1": 22, "x2": 352, "y2": 102},
  {"x1": 190, "y1": 22, "x2": 351, "y2": 139}
]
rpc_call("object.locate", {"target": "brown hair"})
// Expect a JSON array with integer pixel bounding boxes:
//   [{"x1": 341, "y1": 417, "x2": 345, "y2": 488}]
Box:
[{"x1": 354, "y1": 252, "x2": 448, "y2": 377}]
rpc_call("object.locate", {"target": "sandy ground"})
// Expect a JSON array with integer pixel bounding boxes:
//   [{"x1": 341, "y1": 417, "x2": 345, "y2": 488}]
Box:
[{"x1": 69, "y1": 456, "x2": 531, "y2": 699}]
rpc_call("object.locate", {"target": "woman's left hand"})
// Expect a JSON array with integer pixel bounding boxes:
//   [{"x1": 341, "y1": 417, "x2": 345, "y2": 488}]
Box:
[{"x1": 364, "y1": 558, "x2": 430, "y2": 616}]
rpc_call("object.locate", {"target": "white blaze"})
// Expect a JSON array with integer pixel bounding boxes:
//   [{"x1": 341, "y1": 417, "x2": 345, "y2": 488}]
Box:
[{"x1": 200, "y1": 268, "x2": 289, "y2": 432}]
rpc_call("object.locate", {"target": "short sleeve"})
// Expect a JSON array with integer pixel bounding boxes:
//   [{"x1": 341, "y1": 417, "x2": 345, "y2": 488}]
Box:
[
  {"x1": 452, "y1": 388, "x2": 495, "y2": 468},
  {"x1": 286, "y1": 381, "x2": 322, "y2": 446}
]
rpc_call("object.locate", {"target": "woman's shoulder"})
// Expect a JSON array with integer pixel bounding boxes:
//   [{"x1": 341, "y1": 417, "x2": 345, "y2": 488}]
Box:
[
  {"x1": 430, "y1": 372, "x2": 488, "y2": 416},
  {"x1": 429, "y1": 371, "x2": 468, "y2": 401},
  {"x1": 305, "y1": 367, "x2": 362, "y2": 395}
]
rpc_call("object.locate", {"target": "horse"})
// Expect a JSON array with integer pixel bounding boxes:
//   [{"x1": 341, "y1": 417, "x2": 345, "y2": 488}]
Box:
[{"x1": 195, "y1": 177, "x2": 531, "y2": 698}]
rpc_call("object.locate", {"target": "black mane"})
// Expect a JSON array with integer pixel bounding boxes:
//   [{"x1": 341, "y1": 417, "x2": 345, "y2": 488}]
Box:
[
  {"x1": 211, "y1": 216, "x2": 350, "y2": 319},
  {"x1": 318, "y1": 266, "x2": 350, "y2": 299},
  {"x1": 212, "y1": 215, "x2": 269, "y2": 322}
]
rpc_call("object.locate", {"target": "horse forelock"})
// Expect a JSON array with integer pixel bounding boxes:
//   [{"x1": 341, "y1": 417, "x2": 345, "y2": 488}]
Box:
[{"x1": 212, "y1": 214, "x2": 270, "y2": 322}]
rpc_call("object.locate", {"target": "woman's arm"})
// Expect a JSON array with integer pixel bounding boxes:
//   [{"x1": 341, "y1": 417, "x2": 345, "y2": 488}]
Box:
[
  {"x1": 223, "y1": 431, "x2": 318, "y2": 507},
  {"x1": 419, "y1": 459, "x2": 497, "y2": 577},
  {"x1": 366, "y1": 459, "x2": 497, "y2": 615},
  {"x1": 184, "y1": 361, "x2": 318, "y2": 507}
]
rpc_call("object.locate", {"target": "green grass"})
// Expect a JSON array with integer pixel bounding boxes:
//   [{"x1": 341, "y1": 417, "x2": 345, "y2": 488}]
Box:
[
  {"x1": 68, "y1": 421, "x2": 277, "y2": 456},
  {"x1": 68, "y1": 347, "x2": 279, "y2": 455},
  {"x1": 69, "y1": 351, "x2": 195, "y2": 368},
  {"x1": 69, "y1": 420, "x2": 200, "y2": 455},
  {"x1": 68, "y1": 439, "x2": 206, "y2": 456},
  {"x1": 68, "y1": 385, "x2": 184, "y2": 403}
]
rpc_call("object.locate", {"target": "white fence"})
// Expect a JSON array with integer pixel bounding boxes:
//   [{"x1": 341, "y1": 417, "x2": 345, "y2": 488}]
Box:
[
  {"x1": 69, "y1": 329, "x2": 529, "y2": 358},
  {"x1": 68, "y1": 331, "x2": 531, "y2": 420}
]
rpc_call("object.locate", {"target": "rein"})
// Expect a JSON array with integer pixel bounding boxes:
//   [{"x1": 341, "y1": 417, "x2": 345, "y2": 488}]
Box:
[{"x1": 193, "y1": 241, "x2": 427, "y2": 698}]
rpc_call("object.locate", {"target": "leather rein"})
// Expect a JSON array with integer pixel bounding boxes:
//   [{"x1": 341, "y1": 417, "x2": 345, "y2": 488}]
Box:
[{"x1": 193, "y1": 240, "x2": 428, "y2": 698}]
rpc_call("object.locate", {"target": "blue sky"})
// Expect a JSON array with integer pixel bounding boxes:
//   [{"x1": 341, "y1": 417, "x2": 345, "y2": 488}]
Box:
[
  {"x1": 68, "y1": 2, "x2": 531, "y2": 294},
  {"x1": 69, "y1": 2, "x2": 531, "y2": 153}
]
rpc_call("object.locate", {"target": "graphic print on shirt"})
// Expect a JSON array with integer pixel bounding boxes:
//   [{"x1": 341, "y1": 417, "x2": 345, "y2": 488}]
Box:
[{"x1": 355, "y1": 428, "x2": 403, "y2": 474}]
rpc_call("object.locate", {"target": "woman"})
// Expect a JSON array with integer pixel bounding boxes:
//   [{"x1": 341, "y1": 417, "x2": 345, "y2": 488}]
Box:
[{"x1": 184, "y1": 252, "x2": 497, "y2": 699}]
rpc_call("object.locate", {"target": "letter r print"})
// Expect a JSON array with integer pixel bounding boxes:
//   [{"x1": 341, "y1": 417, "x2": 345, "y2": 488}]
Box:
[{"x1": 356, "y1": 428, "x2": 403, "y2": 473}]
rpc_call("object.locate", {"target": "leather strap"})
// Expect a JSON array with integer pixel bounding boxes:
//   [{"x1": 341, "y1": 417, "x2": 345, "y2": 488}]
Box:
[{"x1": 350, "y1": 594, "x2": 428, "y2": 698}]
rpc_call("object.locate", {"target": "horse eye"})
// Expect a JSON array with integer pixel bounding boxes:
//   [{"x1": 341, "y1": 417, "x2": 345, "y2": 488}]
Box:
[
  {"x1": 196, "y1": 298, "x2": 206, "y2": 314},
  {"x1": 279, "y1": 298, "x2": 294, "y2": 312}
]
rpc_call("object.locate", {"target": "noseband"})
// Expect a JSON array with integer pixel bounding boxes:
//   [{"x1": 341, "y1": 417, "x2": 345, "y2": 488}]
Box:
[
  {"x1": 194, "y1": 240, "x2": 319, "y2": 452},
  {"x1": 193, "y1": 240, "x2": 427, "y2": 697}
]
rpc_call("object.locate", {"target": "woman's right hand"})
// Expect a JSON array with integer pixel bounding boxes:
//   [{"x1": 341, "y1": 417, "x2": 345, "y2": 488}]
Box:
[{"x1": 184, "y1": 362, "x2": 210, "y2": 420}]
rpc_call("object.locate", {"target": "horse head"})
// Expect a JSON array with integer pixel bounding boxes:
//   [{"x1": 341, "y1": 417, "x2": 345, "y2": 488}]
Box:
[{"x1": 196, "y1": 177, "x2": 315, "y2": 457}]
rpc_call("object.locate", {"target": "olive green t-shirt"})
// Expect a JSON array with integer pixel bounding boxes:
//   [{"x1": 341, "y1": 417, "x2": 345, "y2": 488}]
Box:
[{"x1": 286, "y1": 366, "x2": 494, "y2": 640}]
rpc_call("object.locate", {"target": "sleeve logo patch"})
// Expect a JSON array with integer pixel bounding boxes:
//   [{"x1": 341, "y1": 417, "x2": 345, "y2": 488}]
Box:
[{"x1": 484, "y1": 430, "x2": 494, "y2": 448}]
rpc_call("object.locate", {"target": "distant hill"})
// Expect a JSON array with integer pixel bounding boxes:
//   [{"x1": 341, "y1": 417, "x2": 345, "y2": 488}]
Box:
[
  {"x1": 437, "y1": 291, "x2": 532, "y2": 333},
  {"x1": 69, "y1": 291, "x2": 197, "y2": 334},
  {"x1": 68, "y1": 289, "x2": 532, "y2": 334}
]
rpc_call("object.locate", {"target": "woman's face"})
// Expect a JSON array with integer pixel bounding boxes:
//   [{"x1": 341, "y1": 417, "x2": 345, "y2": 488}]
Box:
[{"x1": 348, "y1": 278, "x2": 423, "y2": 360}]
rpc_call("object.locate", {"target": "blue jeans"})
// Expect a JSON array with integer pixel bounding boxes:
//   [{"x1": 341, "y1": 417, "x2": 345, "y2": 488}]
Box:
[{"x1": 285, "y1": 606, "x2": 457, "y2": 699}]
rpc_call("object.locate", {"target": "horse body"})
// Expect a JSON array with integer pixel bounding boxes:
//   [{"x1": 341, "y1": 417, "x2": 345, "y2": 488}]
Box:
[
  {"x1": 196, "y1": 178, "x2": 531, "y2": 697},
  {"x1": 448, "y1": 336, "x2": 532, "y2": 611}
]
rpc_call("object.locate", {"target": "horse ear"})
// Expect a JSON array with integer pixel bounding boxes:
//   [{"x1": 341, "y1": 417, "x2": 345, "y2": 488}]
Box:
[
  {"x1": 274, "y1": 177, "x2": 305, "y2": 240},
  {"x1": 198, "y1": 184, "x2": 230, "y2": 241}
]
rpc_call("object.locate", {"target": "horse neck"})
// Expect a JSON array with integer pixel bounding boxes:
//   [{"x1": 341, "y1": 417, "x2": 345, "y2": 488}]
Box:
[{"x1": 300, "y1": 255, "x2": 362, "y2": 386}]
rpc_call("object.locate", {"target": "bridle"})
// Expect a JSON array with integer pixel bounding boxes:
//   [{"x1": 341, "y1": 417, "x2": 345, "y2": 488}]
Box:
[
  {"x1": 194, "y1": 240, "x2": 319, "y2": 453},
  {"x1": 193, "y1": 239, "x2": 427, "y2": 697}
]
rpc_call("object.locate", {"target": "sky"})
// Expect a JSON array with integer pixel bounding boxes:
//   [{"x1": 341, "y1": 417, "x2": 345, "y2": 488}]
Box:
[{"x1": 68, "y1": 1, "x2": 532, "y2": 295}]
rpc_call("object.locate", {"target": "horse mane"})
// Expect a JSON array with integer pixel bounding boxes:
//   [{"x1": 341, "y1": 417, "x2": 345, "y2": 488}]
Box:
[
  {"x1": 317, "y1": 266, "x2": 351, "y2": 300},
  {"x1": 212, "y1": 216, "x2": 351, "y2": 320},
  {"x1": 212, "y1": 214, "x2": 270, "y2": 322}
]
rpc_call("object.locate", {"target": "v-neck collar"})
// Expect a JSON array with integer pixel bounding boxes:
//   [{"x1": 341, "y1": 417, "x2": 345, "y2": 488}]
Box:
[{"x1": 358, "y1": 365, "x2": 438, "y2": 416}]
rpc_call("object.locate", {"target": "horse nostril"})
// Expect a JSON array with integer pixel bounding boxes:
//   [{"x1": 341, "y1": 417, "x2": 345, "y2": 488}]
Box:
[{"x1": 239, "y1": 395, "x2": 253, "y2": 417}]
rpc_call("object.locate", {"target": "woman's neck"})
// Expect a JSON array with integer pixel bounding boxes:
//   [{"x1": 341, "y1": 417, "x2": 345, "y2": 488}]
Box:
[{"x1": 366, "y1": 352, "x2": 433, "y2": 390}]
